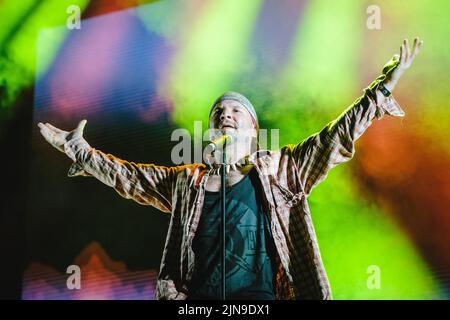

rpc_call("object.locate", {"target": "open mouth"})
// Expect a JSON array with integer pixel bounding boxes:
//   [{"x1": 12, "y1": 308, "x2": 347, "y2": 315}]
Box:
[{"x1": 220, "y1": 123, "x2": 236, "y2": 129}]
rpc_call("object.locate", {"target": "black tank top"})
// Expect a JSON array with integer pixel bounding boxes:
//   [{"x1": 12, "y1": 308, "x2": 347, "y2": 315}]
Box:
[{"x1": 189, "y1": 168, "x2": 276, "y2": 300}]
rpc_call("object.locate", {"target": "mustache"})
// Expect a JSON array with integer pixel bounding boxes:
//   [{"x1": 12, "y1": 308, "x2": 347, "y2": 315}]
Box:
[{"x1": 219, "y1": 122, "x2": 236, "y2": 129}]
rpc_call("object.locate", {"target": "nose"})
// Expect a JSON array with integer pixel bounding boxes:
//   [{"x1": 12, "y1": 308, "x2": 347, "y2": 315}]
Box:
[{"x1": 220, "y1": 108, "x2": 232, "y2": 121}]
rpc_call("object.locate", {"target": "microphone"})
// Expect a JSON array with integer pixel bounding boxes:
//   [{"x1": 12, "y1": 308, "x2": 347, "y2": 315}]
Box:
[{"x1": 207, "y1": 133, "x2": 235, "y2": 153}]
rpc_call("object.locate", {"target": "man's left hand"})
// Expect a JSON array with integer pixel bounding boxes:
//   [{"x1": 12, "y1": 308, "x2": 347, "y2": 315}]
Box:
[{"x1": 383, "y1": 37, "x2": 424, "y2": 92}]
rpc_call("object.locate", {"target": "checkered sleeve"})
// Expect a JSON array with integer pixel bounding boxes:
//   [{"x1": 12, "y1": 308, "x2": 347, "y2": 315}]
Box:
[
  {"x1": 292, "y1": 57, "x2": 405, "y2": 196},
  {"x1": 63, "y1": 136, "x2": 176, "y2": 213}
]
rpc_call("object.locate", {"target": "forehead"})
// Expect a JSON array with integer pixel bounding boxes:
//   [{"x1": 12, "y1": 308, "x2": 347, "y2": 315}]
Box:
[{"x1": 211, "y1": 99, "x2": 247, "y2": 112}]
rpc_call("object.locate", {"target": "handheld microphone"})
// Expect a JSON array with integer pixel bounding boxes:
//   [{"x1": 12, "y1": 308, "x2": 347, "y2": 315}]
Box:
[{"x1": 207, "y1": 133, "x2": 235, "y2": 153}]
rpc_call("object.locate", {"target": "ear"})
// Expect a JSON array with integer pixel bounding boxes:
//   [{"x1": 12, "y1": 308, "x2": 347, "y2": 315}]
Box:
[{"x1": 252, "y1": 125, "x2": 258, "y2": 138}]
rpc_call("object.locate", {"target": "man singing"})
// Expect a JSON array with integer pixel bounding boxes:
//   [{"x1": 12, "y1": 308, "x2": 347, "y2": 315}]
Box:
[{"x1": 38, "y1": 38, "x2": 423, "y2": 300}]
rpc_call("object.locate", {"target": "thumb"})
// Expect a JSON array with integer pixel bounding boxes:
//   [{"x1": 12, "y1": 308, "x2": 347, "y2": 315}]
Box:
[{"x1": 74, "y1": 119, "x2": 87, "y2": 138}]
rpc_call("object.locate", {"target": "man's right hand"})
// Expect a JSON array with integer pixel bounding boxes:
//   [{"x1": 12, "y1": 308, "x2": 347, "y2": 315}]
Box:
[{"x1": 38, "y1": 119, "x2": 87, "y2": 153}]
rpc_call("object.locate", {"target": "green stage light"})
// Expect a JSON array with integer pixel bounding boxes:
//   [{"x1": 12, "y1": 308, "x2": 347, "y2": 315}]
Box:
[{"x1": 167, "y1": 0, "x2": 263, "y2": 135}]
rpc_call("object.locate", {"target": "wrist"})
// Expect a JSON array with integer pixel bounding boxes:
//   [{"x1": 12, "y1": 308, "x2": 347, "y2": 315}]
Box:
[
  {"x1": 381, "y1": 79, "x2": 396, "y2": 93},
  {"x1": 378, "y1": 82, "x2": 392, "y2": 97},
  {"x1": 64, "y1": 137, "x2": 91, "y2": 162}
]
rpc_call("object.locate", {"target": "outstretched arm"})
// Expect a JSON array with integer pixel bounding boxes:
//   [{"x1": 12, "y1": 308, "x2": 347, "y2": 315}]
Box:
[
  {"x1": 38, "y1": 120, "x2": 178, "y2": 213},
  {"x1": 292, "y1": 38, "x2": 423, "y2": 196}
]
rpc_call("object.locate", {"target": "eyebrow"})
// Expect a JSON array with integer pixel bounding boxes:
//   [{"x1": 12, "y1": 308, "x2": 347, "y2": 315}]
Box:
[{"x1": 214, "y1": 104, "x2": 242, "y2": 110}]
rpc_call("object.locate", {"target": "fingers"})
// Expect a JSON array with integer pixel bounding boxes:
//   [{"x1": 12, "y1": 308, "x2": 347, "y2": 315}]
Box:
[
  {"x1": 45, "y1": 122, "x2": 65, "y2": 134},
  {"x1": 399, "y1": 37, "x2": 423, "y2": 68},
  {"x1": 74, "y1": 119, "x2": 87, "y2": 138},
  {"x1": 401, "y1": 39, "x2": 407, "y2": 65},
  {"x1": 38, "y1": 119, "x2": 87, "y2": 150},
  {"x1": 38, "y1": 122, "x2": 56, "y2": 144},
  {"x1": 78, "y1": 119, "x2": 87, "y2": 129},
  {"x1": 412, "y1": 37, "x2": 423, "y2": 56},
  {"x1": 38, "y1": 122, "x2": 50, "y2": 135},
  {"x1": 405, "y1": 39, "x2": 411, "y2": 61},
  {"x1": 400, "y1": 43, "x2": 403, "y2": 64},
  {"x1": 38, "y1": 122, "x2": 68, "y2": 153}
]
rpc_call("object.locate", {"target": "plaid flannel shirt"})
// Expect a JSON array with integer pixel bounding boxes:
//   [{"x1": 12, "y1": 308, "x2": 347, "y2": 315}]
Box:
[{"x1": 63, "y1": 60, "x2": 404, "y2": 300}]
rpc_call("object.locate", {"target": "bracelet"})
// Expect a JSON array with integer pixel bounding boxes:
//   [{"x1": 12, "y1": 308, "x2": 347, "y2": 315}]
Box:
[{"x1": 378, "y1": 82, "x2": 391, "y2": 97}]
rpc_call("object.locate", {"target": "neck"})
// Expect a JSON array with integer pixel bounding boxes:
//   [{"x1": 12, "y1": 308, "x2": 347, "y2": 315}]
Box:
[{"x1": 209, "y1": 141, "x2": 254, "y2": 165}]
